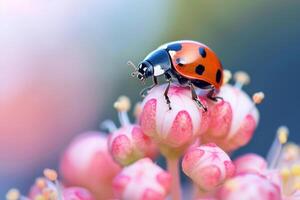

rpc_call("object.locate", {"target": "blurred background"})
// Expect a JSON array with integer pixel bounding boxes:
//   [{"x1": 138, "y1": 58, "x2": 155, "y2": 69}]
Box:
[{"x1": 1, "y1": 0, "x2": 300, "y2": 197}]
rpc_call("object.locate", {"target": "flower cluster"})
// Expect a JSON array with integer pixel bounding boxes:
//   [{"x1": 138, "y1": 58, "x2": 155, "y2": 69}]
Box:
[{"x1": 7, "y1": 70, "x2": 300, "y2": 200}]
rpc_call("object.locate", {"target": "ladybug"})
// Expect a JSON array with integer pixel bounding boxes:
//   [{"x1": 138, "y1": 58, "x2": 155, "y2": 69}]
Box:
[{"x1": 129, "y1": 40, "x2": 223, "y2": 111}]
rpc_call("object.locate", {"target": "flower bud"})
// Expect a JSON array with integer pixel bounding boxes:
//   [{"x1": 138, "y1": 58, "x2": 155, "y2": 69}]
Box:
[
  {"x1": 234, "y1": 153, "x2": 268, "y2": 175},
  {"x1": 140, "y1": 84, "x2": 206, "y2": 157},
  {"x1": 217, "y1": 174, "x2": 281, "y2": 200},
  {"x1": 63, "y1": 187, "x2": 95, "y2": 200},
  {"x1": 60, "y1": 132, "x2": 121, "y2": 200},
  {"x1": 182, "y1": 143, "x2": 235, "y2": 191},
  {"x1": 108, "y1": 125, "x2": 157, "y2": 166},
  {"x1": 113, "y1": 158, "x2": 171, "y2": 200},
  {"x1": 107, "y1": 96, "x2": 158, "y2": 166},
  {"x1": 201, "y1": 84, "x2": 261, "y2": 152}
]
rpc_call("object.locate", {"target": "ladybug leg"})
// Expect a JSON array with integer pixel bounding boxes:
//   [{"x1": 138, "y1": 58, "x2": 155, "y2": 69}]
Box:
[
  {"x1": 207, "y1": 86, "x2": 223, "y2": 102},
  {"x1": 164, "y1": 73, "x2": 172, "y2": 110},
  {"x1": 190, "y1": 83, "x2": 207, "y2": 112},
  {"x1": 140, "y1": 76, "x2": 158, "y2": 97}
]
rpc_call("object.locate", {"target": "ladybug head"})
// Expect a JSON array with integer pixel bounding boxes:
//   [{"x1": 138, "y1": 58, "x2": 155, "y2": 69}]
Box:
[{"x1": 137, "y1": 61, "x2": 154, "y2": 81}]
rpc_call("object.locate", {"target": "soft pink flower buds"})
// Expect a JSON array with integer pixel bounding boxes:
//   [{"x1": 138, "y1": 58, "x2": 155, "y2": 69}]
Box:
[
  {"x1": 108, "y1": 125, "x2": 157, "y2": 166},
  {"x1": 113, "y1": 158, "x2": 171, "y2": 200},
  {"x1": 60, "y1": 132, "x2": 121, "y2": 200},
  {"x1": 107, "y1": 96, "x2": 158, "y2": 166},
  {"x1": 63, "y1": 187, "x2": 95, "y2": 200},
  {"x1": 234, "y1": 153, "x2": 268, "y2": 175},
  {"x1": 201, "y1": 83, "x2": 262, "y2": 152},
  {"x1": 217, "y1": 173, "x2": 281, "y2": 200},
  {"x1": 182, "y1": 143, "x2": 235, "y2": 191},
  {"x1": 140, "y1": 84, "x2": 206, "y2": 157}
]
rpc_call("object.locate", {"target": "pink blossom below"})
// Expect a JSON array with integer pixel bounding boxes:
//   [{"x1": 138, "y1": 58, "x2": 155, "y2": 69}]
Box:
[
  {"x1": 182, "y1": 143, "x2": 235, "y2": 191},
  {"x1": 217, "y1": 173, "x2": 281, "y2": 200},
  {"x1": 63, "y1": 187, "x2": 95, "y2": 200},
  {"x1": 234, "y1": 153, "x2": 268, "y2": 175},
  {"x1": 60, "y1": 132, "x2": 121, "y2": 200},
  {"x1": 113, "y1": 158, "x2": 171, "y2": 200}
]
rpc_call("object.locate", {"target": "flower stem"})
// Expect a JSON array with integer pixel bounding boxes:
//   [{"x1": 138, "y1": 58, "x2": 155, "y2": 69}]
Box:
[{"x1": 166, "y1": 157, "x2": 182, "y2": 200}]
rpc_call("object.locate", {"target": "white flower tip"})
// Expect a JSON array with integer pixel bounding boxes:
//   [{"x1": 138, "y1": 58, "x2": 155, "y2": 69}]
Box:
[
  {"x1": 222, "y1": 69, "x2": 232, "y2": 85},
  {"x1": 114, "y1": 96, "x2": 131, "y2": 112},
  {"x1": 277, "y1": 126, "x2": 289, "y2": 144},
  {"x1": 252, "y1": 92, "x2": 265, "y2": 104},
  {"x1": 43, "y1": 168, "x2": 58, "y2": 182},
  {"x1": 6, "y1": 188, "x2": 20, "y2": 200},
  {"x1": 234, "y1": 71, "x2": 250, "y2": 86}
]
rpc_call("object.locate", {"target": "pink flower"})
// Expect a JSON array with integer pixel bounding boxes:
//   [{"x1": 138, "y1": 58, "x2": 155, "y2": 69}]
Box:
[
  {"x1": 28, "y1": 169, "x2": 95, "y2": 200},
  {"x1": 107, "y1": 96, "x2": 158, "y2": 166},
  {"x1": 140, "y1": 84, "x2": 207, "y2": 157},
  {"x1": 234, "y1": 153, "x2": 268, "y2": 175},
  {"x1": 284, "y1": 190, "x2": 300, "y2": 200},
  {"x1": 60, "y1": 132, "x2": 121, "y2": 200},
  {"x1": 182, "y1": 143, "x2": 235, "y2": 191},
  {"x1": 201, "y1": 84, "x2": 262, "y2": 152},
  {"x1": 108, "y1": 125, "x2": 157, "y2": 166},
  {"x1": 113, "y1": 158, "x2": 171, "y2": 200},
  {"x1": 63, "y1": 187, "x2": 95, "y2": 200},
  {"x1": 217, "y1": 173, "x2": 281, "y2": 200}
]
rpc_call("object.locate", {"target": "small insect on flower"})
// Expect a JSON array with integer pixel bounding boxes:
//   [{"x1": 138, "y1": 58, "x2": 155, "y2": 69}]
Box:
[{"x1": 128, "y1": 40, "x2": 224, "y2": 111}]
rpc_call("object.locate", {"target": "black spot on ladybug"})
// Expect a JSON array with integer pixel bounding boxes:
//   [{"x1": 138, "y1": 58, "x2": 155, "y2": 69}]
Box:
[
  {"x1": 176, "y1": 58, "x2": 184, "y2": 66},
  {"x1": 216, "y1": 69, "x2": 222, "y2": 83},
  {"x1": 199, "y1": 47, "x2": 206, "y2": 58},
  {"x1": 167, "y1": 43, "x2": 182, "y2": 51},
  {"x1": 195, "y1": 65, "x2": 205, "y2": 75}
]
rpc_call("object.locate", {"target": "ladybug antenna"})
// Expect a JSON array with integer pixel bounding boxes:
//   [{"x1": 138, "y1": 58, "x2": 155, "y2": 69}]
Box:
[{"x1": 127, "y1": 60, "x2": 138, "y2": 77}]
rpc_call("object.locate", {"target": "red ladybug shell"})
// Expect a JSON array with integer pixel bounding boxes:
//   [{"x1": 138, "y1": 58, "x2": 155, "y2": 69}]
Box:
[{"x1": 161, "y1": 40, "x2": 223, "y2": 89}]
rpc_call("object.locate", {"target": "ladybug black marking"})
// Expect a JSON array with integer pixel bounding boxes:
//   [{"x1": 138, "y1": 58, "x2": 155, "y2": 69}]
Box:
[
  {"x1": 216, "y1": 69, "x2": 222, "y2": 83},
  {"x1": 199, "y1": 47, "x2": 206, "y2": 58},
  {"x1": 176, "y1": 58, "x2": 184, "y2": 66},
  {"x1": 167, "y1": 43, "x2": 182, "y2": 51},
  {"x1": 195, "y1": 65, "x2": 205, "y2": 75}
]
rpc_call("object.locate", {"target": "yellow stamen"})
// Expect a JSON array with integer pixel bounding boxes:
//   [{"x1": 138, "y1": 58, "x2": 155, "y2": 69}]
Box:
[
  {"x1": 36, "y1": 178, "x2": 46, "y2": 189},
  {"x1": 114, "y1": 96, "x2": 131, "y2": 112},
  {"x1": 234, "y1": 71, "x2": 250, "y2": 86},
  {"x1": 252, "y1": 92, "x2": 265, "y2": 104},
  {"x1": 43, "y1": 168, "x2": 58, "y2": 182},
  {"x1": 35, "y1": 195, "x2": 46, "y2": 200},
  {"x1": 291, "y1": 164, "x2": 300, "y2": 176},
  {"x1": 280, "y1": 168, "x2": 291, "y2": 182},
  {"x1": 133, "y1": 102, "x2": 142, "y2": 118},
  {"x1": 277, "y1": 126, "x2": 289, "y2": 144},
  {"x1": 293, "y1": 182, "x2": 300, "y2": 190},
  {"x1": 222, "y1": 69, "x2": 232, "y2": 85},
  {"x1": 225, "y1": 179, "x2": 238, "y2": 191},
  {"x1": 6, "y1": 188, "x2": 20, "y2": 200}
]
